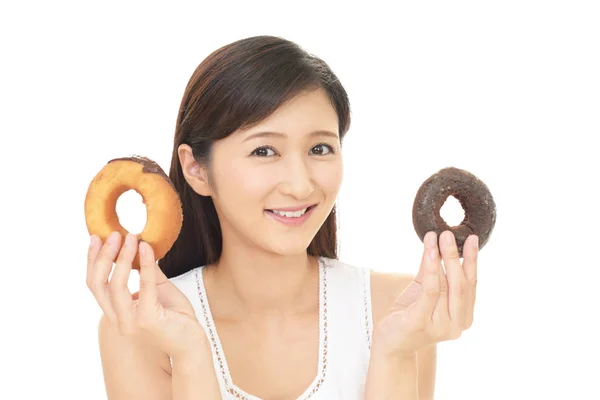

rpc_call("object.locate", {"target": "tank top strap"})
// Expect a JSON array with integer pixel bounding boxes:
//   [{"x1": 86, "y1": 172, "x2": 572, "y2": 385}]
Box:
[
  {"x1": 167, "y1": 268, "x2": 204, "y2": 370},
  {"x1": 168, "y1": 267, "x2": 205, "y2": 320},
  {"x1": 321, "y1": 257, "x2": 373, "y2": 348},
  {"x1": 317, "y1": 257, "x2": 373, "y2": 398}
]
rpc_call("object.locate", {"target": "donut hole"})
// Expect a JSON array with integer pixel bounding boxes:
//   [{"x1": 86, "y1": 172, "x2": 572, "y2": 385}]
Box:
[
  {"x1": 115, "y1": 189, "x2": 147, "y2": 235},
  {"x1": 440, "y1": 195, "x2": 465, "y2": 227}
]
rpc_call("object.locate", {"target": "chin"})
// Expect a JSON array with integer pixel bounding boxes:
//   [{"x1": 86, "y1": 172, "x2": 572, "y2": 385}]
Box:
[{"x1": 265, "y1": 239, "x2": 313, "y2": 257}]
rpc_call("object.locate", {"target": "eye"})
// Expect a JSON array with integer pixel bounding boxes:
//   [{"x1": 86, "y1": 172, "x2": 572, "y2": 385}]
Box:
[
  {"x1": 251, "y1": 146, "x2": 277, "y2": 157},
  {"x1": 310, "y1": 143, "x2": 335, "y2": 156}
]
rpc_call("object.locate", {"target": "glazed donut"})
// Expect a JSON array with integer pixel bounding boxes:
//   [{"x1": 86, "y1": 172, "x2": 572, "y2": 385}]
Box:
[
  {"x1": 84, "y1": 155, "x2": 183, "y2": 269},
  {"x1": 412, "y1": 167, "x2": 496, "y2": 257}
]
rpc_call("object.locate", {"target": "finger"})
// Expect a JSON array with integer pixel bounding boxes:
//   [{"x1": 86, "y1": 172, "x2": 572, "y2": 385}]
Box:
[
  {"x1": 415, "y1": 231, "x2": 439, "y2": 284},
  {"x1": 413, "y1": 231, "x2": 441, "y2": 319},
  {"x1": 440, "y1": 230, "x2": 466, "y2": 331},
  {"x1": 86, "y1": 234, "x2": 102, "y2": 287},
  {"x1": 462, "y1": 234, "x2": 479, "y2": 328},
  {"x1": 138, "y1": 241, "x2": 159, "y2": 320},
  {"x1": 109, "y1": 233, "x2": 137, "y2": 335},
  {"x1": 431, "y1": 255, "x2": 450, "y2": 326},
  {"x1": 89, "y1": 232, "x2": 121, "y2": 322}
]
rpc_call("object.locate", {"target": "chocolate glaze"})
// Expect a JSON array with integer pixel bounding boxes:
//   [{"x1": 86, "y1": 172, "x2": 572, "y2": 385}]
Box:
[
  {"x1": 412, "y1": 167, "x2": 496, "y2": 257},
  {"x1": 108, "y1": 155, "x2": 177, "y2": 191}
]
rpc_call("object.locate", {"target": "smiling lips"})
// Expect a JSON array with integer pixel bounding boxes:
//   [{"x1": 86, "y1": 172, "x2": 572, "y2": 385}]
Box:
[{"x1": 265, "y1": 204, "x2": 317, "y2": 226}]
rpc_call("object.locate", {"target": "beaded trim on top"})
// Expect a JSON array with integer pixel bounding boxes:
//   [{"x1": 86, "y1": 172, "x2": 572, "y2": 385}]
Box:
[
  {"x1": 363, "y1": 268, "x2": 373, "y2": 349},
  {"x1": 195, "y1": 258, "x2": 329, "y2": 400}
]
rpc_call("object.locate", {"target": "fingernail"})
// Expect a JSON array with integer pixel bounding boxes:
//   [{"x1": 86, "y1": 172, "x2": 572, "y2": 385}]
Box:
[
  {"x1": 107, "y1": 232, "x2": 118, "y2": 244},
  {"x1": 427, "y1": 232, "x2": 437, "y2": 247},
  {"x1": 445, "y1": 232, "x2": 454, "y2": 244},
  {"x1": 139, "y1": 241, "x2": 146, "y2": 256},
  {"x1": 473, "y1": 235, "x2": 479, "y2": 249}
]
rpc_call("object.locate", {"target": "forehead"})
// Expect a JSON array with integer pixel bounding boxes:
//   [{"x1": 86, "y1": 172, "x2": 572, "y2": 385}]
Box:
[{"x1": 236, "y1": 88, "x2": 339, "y2": 139}]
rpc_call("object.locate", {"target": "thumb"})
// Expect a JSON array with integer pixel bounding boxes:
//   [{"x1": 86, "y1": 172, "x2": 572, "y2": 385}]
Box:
[
  {"x1": 141, "y1": 242, "x2": 170, "y2": 286},
  {"x1": 411, "y1": 232, "x2": 441, "y2": 318},
  {"x1": 138, "y1": 242, "x2": 192, "y2": 315},
  {"x1": 393, "y1": 231, "x2": 439, "y2": 311},
  {"x1": 138, "y1": 241, "x2": 160, "y2": 314},
  {"x1": 392, "y1": 280, "x2": 422, "y2": 311}
]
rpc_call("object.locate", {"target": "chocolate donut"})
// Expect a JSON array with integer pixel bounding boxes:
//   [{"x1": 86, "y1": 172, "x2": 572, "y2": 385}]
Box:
[
  {"x1": 412, "y1": 167, "x2": 496, "y2": 257},
  {"x1": 84, "y1": 155, "x2": 183, "y2": 269}
]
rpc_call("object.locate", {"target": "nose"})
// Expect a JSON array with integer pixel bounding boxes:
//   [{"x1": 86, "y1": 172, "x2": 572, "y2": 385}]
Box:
[{"x1": 278, "y1": 155, "x2": 315, "y2": 199}]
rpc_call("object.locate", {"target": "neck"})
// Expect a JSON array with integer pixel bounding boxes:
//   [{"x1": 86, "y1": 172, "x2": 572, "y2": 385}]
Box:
[{"x1": 206, "y1": 241, "x2": 320, "y2": 317}]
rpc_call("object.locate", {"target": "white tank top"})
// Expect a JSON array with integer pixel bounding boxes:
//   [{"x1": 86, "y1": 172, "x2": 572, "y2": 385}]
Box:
[{"x1": 169, "y1": 256, "x2": 374, "y2": 400}]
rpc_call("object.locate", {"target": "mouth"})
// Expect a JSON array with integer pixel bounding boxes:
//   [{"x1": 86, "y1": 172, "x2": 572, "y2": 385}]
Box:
[{"x1": 264, "y1": 204, "x2": 318, "y2": 225}]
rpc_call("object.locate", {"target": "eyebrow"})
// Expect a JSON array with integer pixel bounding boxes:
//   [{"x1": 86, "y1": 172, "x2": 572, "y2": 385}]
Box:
[{"x1": 241, "y1": 130, "x2": 339, "y2": 143}]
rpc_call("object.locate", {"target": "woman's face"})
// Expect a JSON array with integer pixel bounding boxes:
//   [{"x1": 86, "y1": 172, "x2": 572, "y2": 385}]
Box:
[{"x1": 197, "y1": 88, "x2": 343, "y2": 256}]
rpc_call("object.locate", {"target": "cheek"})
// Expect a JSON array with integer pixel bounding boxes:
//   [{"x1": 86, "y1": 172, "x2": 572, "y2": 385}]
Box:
[
  {"x1": 232, "y1": 162, "x2": 277, "y2": 196},
  {"x1": 213, "y1": 160, "x2": 275, "y2": 205},
  {"x1": 313, "y1": 160, "x2": 343, "y2": 196}
]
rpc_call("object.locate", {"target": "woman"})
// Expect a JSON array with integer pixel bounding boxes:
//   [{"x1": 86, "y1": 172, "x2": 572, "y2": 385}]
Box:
[{"x1": 86, "y1": 35, "x2": 478, "y2": 400}]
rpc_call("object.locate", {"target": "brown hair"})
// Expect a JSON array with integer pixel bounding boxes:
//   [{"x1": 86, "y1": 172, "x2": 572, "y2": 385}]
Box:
[{"x1": 158, "y1": 35, "x2": 352, "y2": 278}]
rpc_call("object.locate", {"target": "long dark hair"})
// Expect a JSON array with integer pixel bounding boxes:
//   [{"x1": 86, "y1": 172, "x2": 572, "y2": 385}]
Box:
[{"x1": 158, "y1": 35, "x2": 352, "y2": 278}]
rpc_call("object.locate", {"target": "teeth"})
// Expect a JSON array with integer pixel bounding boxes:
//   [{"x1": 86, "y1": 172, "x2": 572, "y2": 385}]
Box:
[{"x1": 272, "y1": 208, "x2": 308, "y2": 218}]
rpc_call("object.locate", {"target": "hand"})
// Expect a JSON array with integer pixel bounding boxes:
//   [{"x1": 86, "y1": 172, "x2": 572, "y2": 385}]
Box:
[
  {"x1": 373, "y1": 230, "x2": 478, "y2": 359},
  {"x1": 86, "y1": 231, "x2": 205, "y2": 358}
]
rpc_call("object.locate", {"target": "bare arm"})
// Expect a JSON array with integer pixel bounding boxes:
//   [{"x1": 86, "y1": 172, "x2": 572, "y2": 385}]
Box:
[
  {"x1": 170, "y1": 337, "x2": 222, "y2": 399},
  {"x1": 98, "y1": 315, "x2": 221, "y2": 400},
  {"x1": 369, "y1": 272, "x2": 437, "y2": 399},
  {"x1": 364, "y1": 348, "x2": 419, "y2": 400},
  {"x1": 364, "y1": 342, "x2": 436, "y2": 400},
  {"x1": 99, "y1": 315, "x2": 172, "y2": 399},
  {"x1": 416, "y1": 344, "x2": 436, "y2": 399}
]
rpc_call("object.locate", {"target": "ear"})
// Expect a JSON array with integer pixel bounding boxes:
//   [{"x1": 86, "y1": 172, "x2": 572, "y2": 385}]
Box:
[{"x1": 177, "y1": 144, "x2": 213, "y2": 196}]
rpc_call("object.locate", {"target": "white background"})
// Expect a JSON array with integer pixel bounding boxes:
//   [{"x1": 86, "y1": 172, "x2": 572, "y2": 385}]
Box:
[{"x1": 1, "y1": 1, "x2": 599, "y2": 399}]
